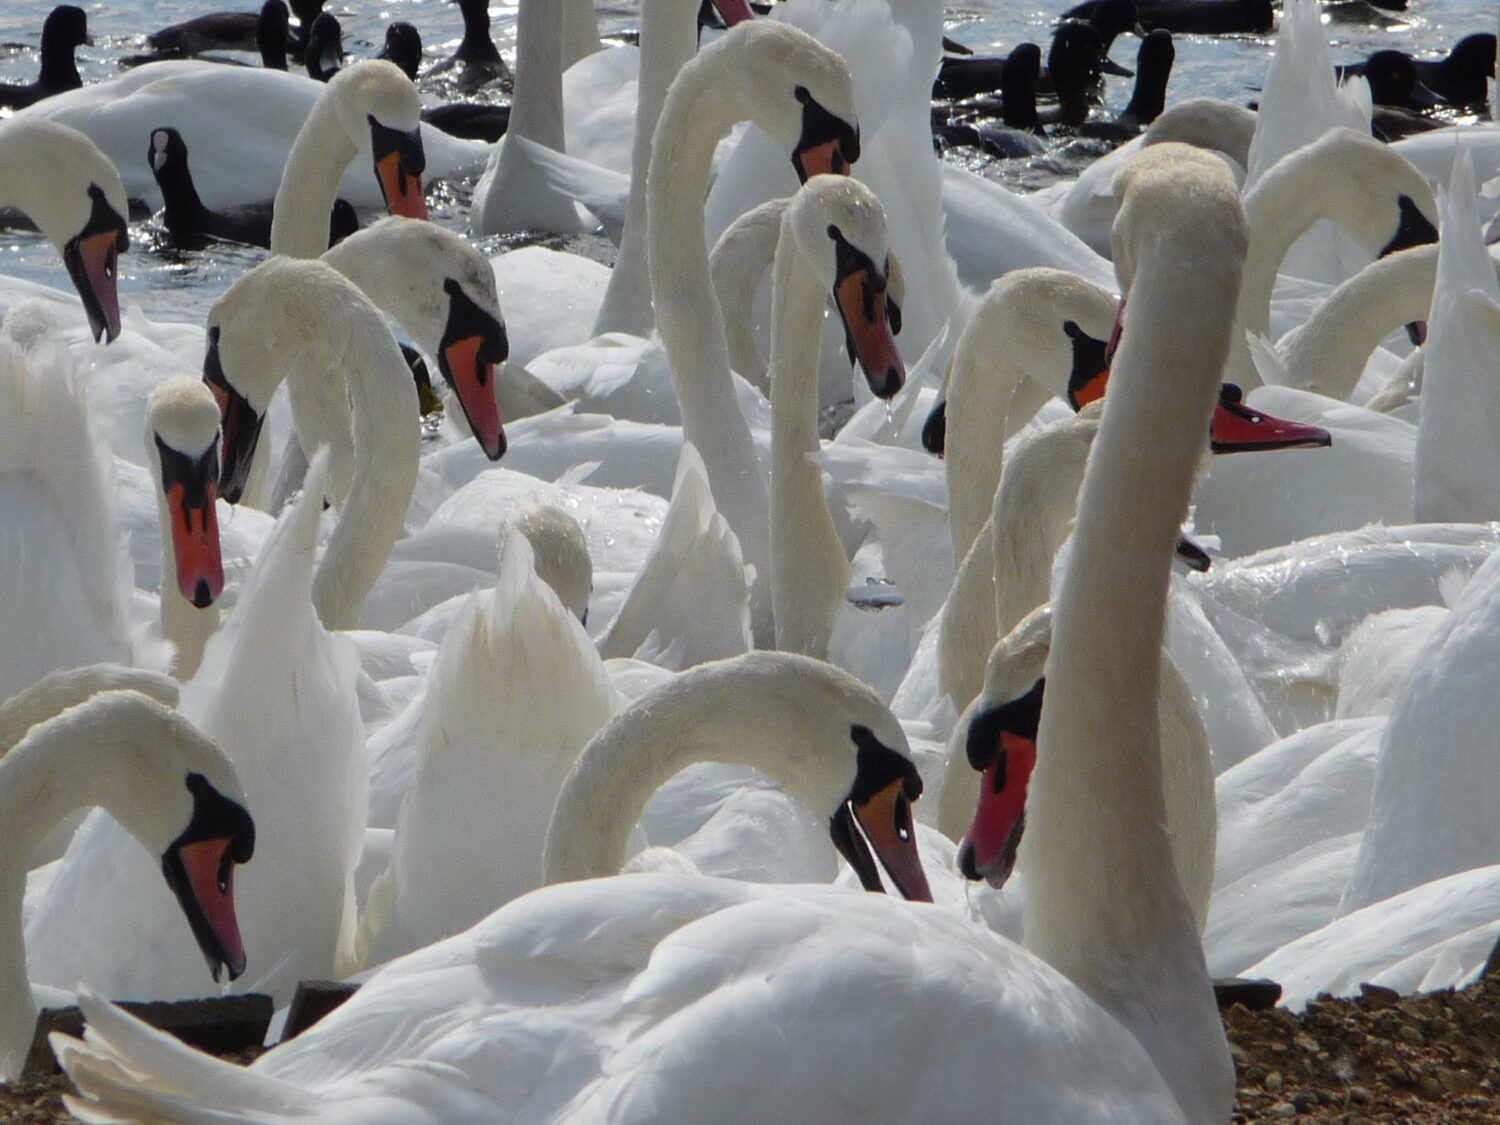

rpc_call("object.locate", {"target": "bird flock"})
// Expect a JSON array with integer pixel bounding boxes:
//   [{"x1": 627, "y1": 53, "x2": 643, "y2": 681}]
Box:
[{"x1": 0, "y1": 0, "x2": 1498, "y2": 1119}]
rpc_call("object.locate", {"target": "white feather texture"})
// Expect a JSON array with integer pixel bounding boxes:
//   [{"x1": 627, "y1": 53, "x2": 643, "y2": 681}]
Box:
[
  {"x1": 365, "y1": 526, "x2": 616, "y2": 965},
  {"x1": 599, "y1": 443, "x2": 753, "y2": 667},
  {"x1": 0, "y1": 313, "x2": 139, "y2": 701}
]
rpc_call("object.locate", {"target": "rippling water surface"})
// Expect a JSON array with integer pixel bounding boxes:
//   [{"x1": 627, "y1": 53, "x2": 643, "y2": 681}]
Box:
[{"x1": 0, "y1": 0, "x2": 1490, "y2": 325}]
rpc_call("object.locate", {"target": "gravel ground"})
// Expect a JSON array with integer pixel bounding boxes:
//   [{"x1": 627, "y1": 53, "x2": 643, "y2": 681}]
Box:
[{"x1": 4, "y1": 976, "x2": 1499, "y2": 1122}]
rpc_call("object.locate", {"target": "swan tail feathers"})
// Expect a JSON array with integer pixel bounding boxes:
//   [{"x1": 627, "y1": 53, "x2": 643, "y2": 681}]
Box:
[{"x1": 57, "y1": 990, "x2": 325, "y2": 1123}]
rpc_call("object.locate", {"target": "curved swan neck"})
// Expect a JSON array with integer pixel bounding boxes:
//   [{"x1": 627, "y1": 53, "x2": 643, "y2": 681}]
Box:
[
  {"x1": 945, "y1": 313, "x2": 1024, "y2": 559},
  {"x1": 311, "y1": 302, "x2": 420, "y2": 631},
  {"x1": 543, "y1": 655, "x2": 861, "y2": 883},
  {"x1": 769, "y1": 208, "x2": 848, "y2": 659},
  {"x1": 0, "y1": 666, "x2": 177, "y2": 759},
  {"x1": 0, "y1": 696, "x2": 181, "y2": 1077},
  {"x1": 711, "y1": 198, "x2": 785, "y2": 395},
  {"x1": 1021, "y1": 157, "x2": 1244, "y2": 1123},
  {"x1": 593, "y1": 0, "x2": 699, "y2": 337},
  {"x1": 270, "y1": 91, "x2": 357, "y2": 258},
  {"x1": 1280, "y1": 245, "x2": 1444, "y2": 399},
  {"x1": 648, "y1": 40, "x2": 772, "y2": 645}
]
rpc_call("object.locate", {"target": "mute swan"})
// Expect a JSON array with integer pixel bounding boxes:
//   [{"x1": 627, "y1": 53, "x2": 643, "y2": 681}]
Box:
[
  {"x1": 362, "y1": 527, "x2": 616, "y2": 963},
  {"x1": 941, "y1": 604, "x2": 1217, "y2": 934},
  {"x1": 769, "y1": 176, "x2": 903, "y2": 660},
  {"x1": 204, "y1": 257, "x2": 418, "y2": 631},
  {"x1": 145, "y1": 378, "x2": 226, "y2": 680},
  {"x1": 0, "y1": 118, "x2": 128, "y2": 342},
  {"x1": 992, "y1": 143, "x2": 1245, "y2": 1122},
  {"x1": 28, "y1": 451, "x2": 365, "y2": 1004},
  {"x1": 0, "y1": 690, "x2": 254, "y2": 1079},
  {"x1": 15, "y1": 60, "x2": 488, "y2": 214},
  {"x1": 54, "y1": 141, "x2": 1247, "y2": 1125},
  {"x1": 0, "y1": 5, "x2": 87, "y2": 110},
  {"x1": 1228, "y1": 128, "x2": 1437, "y2": 388},
  {"x1": 648, "y1": 19, "x2": 859, "y2": 647}
]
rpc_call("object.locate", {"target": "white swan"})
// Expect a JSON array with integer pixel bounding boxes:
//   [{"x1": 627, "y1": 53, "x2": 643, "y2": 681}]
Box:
[
  {"x1": 28, "y1": 451, "x2": 365, "y2": 1004},
  {"x1": 15, "y1": 59, "x2": 487, "y2": 213},
  {"x1": 54, "y1": 141, "x2": 1246, "y2": 1125},
  {"x1": 649, "y1": 20, "x2": 859, "y2": 646},
  {"x1": 203, "y1": 256, "x2": 418, "y2": 630},
  {"x1": 0, "y1": 118, "x2": 129, "y2": 342},
  {"x1": 145, "y1": 377, "x2": 226, "y2": 680},
  {"x1": 939, "y1": 604, "x2": 1217, "y2": 934},
  {"x1": 0, "y1": 690, "x2": 254, "y2": 1079},
  {"x1": 768, "y1": 176, "x2": 903, "y2": 659}
]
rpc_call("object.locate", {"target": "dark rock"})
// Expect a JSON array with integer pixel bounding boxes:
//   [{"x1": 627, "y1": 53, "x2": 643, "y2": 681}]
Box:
[
  {"x1": 279, "y1": 980, "x2": 360, "y2": 1043},
  {"x1": 1215, "y1": 977, "x2": 1283, "y2": 1011},
  {"x1": 24, "y1": 993, "x2": 272, "y2": 1077}
]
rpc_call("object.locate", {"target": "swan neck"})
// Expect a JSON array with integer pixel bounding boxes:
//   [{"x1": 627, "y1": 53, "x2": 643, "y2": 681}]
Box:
[
  {"x1": 1283, "y1": 246, "x2": 1436, "y2": 398},
  {"x1": 1232, "y1": 152, "x2": 1345, "y2": 381},
  {"x1": 1020, "y1": 201, "x2": 1242, "y2": 1118},
  {"x1": 648, "y1": 49, "x2": 773, "y2": 645},
  {"x1": 158, "y1": 523, "x2": 217, "y2": 680},
  {"x1": 543, "y1": 663, "x2": 836, "y2": 882},
  {"x1": 769, "y1": 218, "x2": 847, "y2": 659},
  {"x1": 508, "y1": 0, "x2": 566, "y2": 150},
  {"x1": 945, "y1": 320, "x2": 1022, "y2": 559},
  {"x1": 0, "y1": 701, "x2": 160, "y2": 1077},
  {"x1": 312, "y1": 309, "x2": 420, "y2": 631},
  {"x1": 271, "y1": 92, "x2": 358, "y2": 258},
  {"x1": 594, "y1": 0, "x2": 699, "y2": 337}
]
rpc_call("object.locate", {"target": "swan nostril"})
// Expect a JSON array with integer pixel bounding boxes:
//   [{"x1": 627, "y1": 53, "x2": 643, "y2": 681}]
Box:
[
  {"x1": 193, "y1": 578, "x2": 213, "y2": 608},
  {"x1": 958, "y1": 842, "x2": 980, "y2": 881}
]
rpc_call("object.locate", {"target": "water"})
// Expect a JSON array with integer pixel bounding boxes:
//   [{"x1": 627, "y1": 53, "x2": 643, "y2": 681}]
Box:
[{"x1": 0, "y1": 0, "x2": 1492, "y2": 325}]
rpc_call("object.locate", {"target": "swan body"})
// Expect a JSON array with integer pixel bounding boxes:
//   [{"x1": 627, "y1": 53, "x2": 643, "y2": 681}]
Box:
[
  {"x1": 15, "y1": 61, "x2": 488, "y2": 213},
  {"x1": 364, "y1": 528, "x2": 614, "y2": 964},
  {"x1": 0, "y1": 326, "x2": 142, "y2": 703},
  {"x1": 0, "y1": 690, "x2": 253, "y2": 1079}
]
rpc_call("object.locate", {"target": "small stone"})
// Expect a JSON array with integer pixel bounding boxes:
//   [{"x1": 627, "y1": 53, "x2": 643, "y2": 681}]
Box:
[
  {"x1": 1295, "y1": 1034, "x2": 1319, "y2": 1054},
  {"x1": 1360, "y1": 983, "x2": 1400, "y2": 1007},
  {"x1": 1350, "y1": 1087, "x2": 1373, "y2": 1105},
  {"x1": 1267, "y1": 1101, "x2": 1297, "y2": 1118},
  {"x1": 1264, "y1": 1072, "x2": 1284, "y2": 1094},
  {"x1": 1397, "y1": 1024, "x2": 1425, "y2": 1047}
]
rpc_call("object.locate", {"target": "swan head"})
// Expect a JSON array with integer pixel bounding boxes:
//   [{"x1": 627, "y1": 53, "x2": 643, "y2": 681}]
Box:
[
  {"x1": 323, "y1": 216, "x2": 509, "y2": 459},
  {"x1": 75, "y1": 692, "x2": 256, "y2": 983},
  {"x1": 328, "y1": 61, "x2": 430, "y2": 221},
  {"x1": 505, "y1": 503, "x2": 592, "y2": 624},
  {"x1": 725, "y1": 653, "x2": 930, "y2": 901},
  {"x1": 788, "y1": 176, "x2": 904, "y2": 398},
  {"x1": 710, "y1": 23, "x2": 858, "y2": 181},
  {"x1": 0, "y1": 121, "x2": 128, "y2": 343},
  {"x1": 954, "y1": 608, "x2": 1051, "y2": 889},
  {"x1": 147, "y1": 377, "x2": 226, "y2": 609},
  {"x1": 204, "y1": 257, "x2": 352, "y2": 501}
]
